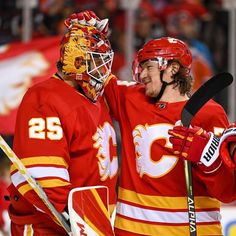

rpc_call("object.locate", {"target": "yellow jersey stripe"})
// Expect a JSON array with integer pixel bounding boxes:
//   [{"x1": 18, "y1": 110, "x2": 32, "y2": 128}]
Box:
[
  {"x1": 11, "y1": 156, "x2": 68, "y2": 173},
  {"x1": 18, "y1": 179, "x2": 70, "y2": 195},
  {"x1": 115, "y1": 216, "x2": 222, "y2": 236},
  {"x1": 118, "y1": 187, "x2": 220, "y2": 209}
]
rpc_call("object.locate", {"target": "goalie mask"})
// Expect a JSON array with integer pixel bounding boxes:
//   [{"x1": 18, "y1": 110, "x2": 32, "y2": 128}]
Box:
[
  {"x1": 133, "y1": 37, "x2": 192, "y2": 83},
  {"x1": 59, "y1": 23, "x2": 113, "y2": 101}
]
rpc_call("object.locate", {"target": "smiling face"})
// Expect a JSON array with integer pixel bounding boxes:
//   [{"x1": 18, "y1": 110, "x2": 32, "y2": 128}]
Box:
[
  {"x1": 139, "y1": 60, "x2": 163, "y2": 97},
  {"x1": 139, "y1": 60, "x2": 181, "y2": 98}
]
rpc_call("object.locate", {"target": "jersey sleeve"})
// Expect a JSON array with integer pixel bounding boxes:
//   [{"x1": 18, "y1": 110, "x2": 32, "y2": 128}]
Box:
[
  {"x1": 0, "y1": 180, "x2": 9, "y2": 231},
  {"x1": 192, "y1": 102, "x2": 236, "y2": 202},
  {"x1": 11, "y1": 90, "x2": 75, "y2": 216},
  {"x1": 218, "y1": 123, "x2": 236, "y2": 169},
  {"x1": 195, "y1": 164, "x2": 236, "y2": 203},
  {"x1": 104, "y1": 74, "x2": 136, "y2": 121}
]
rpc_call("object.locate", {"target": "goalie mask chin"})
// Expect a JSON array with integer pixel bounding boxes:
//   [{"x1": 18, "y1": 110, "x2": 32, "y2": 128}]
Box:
[{"x1": 60, "y1": 23, "x2": 113, "y2": 102}]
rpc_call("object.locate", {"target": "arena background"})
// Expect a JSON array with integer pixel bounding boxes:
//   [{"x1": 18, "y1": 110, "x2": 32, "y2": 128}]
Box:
[{"x1": 0, "y1": 0, "x2": 236, "y2": 235}]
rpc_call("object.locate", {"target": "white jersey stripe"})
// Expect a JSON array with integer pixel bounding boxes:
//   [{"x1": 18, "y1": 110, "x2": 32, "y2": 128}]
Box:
[
  {"x1": 11, "y1": 166, "x2": 70, "y2": 186},
  {"x1": 116, "y1": 202, "x2": 221, "y2": 224}
]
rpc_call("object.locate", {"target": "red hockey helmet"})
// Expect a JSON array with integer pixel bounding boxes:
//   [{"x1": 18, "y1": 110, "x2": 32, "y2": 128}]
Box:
[{"x1": 137, "y1": 37, "x2": 192, "y2": 74}]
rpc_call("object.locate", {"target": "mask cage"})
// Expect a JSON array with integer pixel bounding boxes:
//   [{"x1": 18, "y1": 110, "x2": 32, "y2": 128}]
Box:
[{"x1": 86, "y1": 50, "x2": 114, "y2": 83}]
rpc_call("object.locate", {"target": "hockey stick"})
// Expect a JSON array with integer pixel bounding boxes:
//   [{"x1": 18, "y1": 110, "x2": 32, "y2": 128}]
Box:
[
  {"x1": 0, "y1": 135, "x2": 72, "y2": 235},
  {"x1": 181, "y1": 72, "x2": 233, "y2": 236}
]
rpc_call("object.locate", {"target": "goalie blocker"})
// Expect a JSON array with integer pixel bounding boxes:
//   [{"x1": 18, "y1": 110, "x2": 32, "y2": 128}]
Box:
[
  {"x1": 169, "y1": 124, "x2": 236, "y2": 171},
  {"x1": 68, "y1": 186, "x2": 114, "y2": 236}
]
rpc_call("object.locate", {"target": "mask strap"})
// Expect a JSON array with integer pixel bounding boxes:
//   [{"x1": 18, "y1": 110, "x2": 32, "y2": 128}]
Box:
[{"x1": 156, "y1": 71, "x2": 175, "y2": 101}]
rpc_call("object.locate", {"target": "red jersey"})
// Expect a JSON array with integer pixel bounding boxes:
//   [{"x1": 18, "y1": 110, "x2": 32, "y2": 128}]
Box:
[
  {"x1": 0, "y1": 179, "x2": 10, "y2": 232},
  {"x1": 9, "y1": 74, "x2": 118, "y2": 234},
  {"x1": 105, "y1": 75, "x2": 236, "y2": 236}
]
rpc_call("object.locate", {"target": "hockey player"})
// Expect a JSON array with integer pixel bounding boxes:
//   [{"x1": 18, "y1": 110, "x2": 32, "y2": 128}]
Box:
[
  {"x1": 169, "y1": 123, "x2": 236, "y2": 169},
  {"x1": 7, "y1": 18, "x2": 118, "y2": 235},
  {"x1": 66, "y1": 11, "x2": 236, "y2": 236},
  {"x1": 106, "y1": 38, "x2": 236, "y2": 236}
]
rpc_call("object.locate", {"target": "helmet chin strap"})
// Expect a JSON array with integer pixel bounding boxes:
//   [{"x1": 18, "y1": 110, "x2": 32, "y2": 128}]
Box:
[{"x1": 155, "y1": 71, "x2": 175, "y2": 101}]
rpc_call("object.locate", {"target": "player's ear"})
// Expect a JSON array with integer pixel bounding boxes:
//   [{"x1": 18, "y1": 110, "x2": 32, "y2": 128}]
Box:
[{"x1": 171, "y1": 61, "x2": 180, "y2": 75}]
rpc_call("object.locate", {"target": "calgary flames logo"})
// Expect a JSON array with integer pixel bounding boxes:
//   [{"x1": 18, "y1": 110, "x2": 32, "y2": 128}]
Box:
[
  {"x1": 0, "y1": 51, "x2": 48, "y2": 115},
  {"x1": 93, "y1": 122, "x2": 118, "y2": 181},
  {"x1": 133, "y1": 123, "x2": 178, "y2": 178}
]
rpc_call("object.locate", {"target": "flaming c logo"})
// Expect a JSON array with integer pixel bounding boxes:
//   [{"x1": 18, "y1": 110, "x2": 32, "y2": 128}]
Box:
[{"x1": 0, "y1": 51, "x2": 48, "y2": 115}]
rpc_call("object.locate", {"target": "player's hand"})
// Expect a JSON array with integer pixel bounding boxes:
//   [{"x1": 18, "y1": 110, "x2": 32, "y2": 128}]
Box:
[
  {"x1": 168, "y1": 125, "x2": 211, "y2": 161},
  {"x1": 219, "y1": 123, "x2": 236, "y2": 168},
  {"x1": 64, "y1": 10, "x2": 109, "y2": 36},
  {"x1": 168, "y1": 125, "x2": 222, "y2": 173}
]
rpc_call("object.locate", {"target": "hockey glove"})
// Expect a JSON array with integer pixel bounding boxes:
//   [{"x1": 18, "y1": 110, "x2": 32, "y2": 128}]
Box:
[
  {"x1": 168, "y1": 125, "x2": 222, "y2": 173},
  {"x1": 219, "y1": 123, "x2": 236, "y2": 168},
  {"x1": 64, "y1": 10, "x2": 109, "y2": 36}
]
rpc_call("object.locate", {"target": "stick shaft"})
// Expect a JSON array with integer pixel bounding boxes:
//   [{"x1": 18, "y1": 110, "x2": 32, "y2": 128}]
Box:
[{"x1": 181, "y1": 72, "x2": 233, "y2": 236}]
